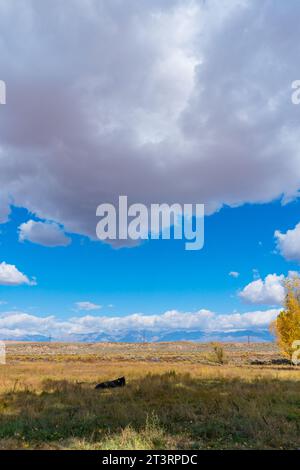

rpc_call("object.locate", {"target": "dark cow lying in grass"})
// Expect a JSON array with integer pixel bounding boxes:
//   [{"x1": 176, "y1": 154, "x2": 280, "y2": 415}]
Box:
[{"x1": 95, "y1": 376, "x2": 126, "y2": 390}]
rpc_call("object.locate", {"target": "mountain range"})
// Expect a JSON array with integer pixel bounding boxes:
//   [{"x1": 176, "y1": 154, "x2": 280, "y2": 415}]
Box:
[{"x1": 0, "y1": 329, "x2": 273, "y2": 343}]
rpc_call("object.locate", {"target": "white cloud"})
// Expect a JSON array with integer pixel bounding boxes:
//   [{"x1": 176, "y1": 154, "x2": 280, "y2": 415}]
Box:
[
  {"x1": 229, "y1": 271, "x2": 240, "y2": 278},
  {"x1": 239, "y1": 273, "x2": 285, "y2": 305},
  {"x1": 19, "y1": 220, "x2": 70, "y2": 247},
  {"x1": 75, "y1": 301, "x2": 102, "y2": 311},
  {"x1": 0, "y1": 1, "x2": 300, "y2": 244},
  {"x1": 275, "y1": 223, "x2": 300, "y2": 262},
  {"x1": 0, "y1": 307, "x2": 279, "y2": 340},
  {"x1": 0, "y1": 262, "x2": 36, "y2": 286}
]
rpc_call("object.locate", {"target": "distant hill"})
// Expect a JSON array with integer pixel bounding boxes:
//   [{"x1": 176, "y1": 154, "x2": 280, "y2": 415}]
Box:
[
  {"x1": 0, "y1": 328, "x2": 273, "y2": 343},
  {"x1": 69, "y1": 328, "x2": 273, "y2": 343}
]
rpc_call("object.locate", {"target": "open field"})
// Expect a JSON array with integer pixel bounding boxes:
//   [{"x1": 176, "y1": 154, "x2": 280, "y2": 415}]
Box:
[{"x1": 1, "y1": 341, "x2": 300, "y2": 450}]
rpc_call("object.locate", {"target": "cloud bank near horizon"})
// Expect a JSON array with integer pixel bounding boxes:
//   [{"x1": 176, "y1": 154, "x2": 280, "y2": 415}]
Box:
[{"x1": 0, "y1": 307, "x2": 279, "y2": 341}]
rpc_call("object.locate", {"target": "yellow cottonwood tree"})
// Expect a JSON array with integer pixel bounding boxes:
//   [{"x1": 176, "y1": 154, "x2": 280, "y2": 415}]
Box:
[{"x1": 271, "y1": 276, "x2": 300, "y2": 360}]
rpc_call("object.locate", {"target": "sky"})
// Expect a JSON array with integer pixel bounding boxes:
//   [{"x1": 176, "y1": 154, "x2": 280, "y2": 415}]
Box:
[{"x1": 0, "y1": 0, "x2": 300, "y2": 340}]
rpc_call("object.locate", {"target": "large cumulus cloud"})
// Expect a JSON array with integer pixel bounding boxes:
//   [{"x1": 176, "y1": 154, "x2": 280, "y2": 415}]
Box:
[{"x1": 0, "y1": 0, "x2": 300, "y2": 241}]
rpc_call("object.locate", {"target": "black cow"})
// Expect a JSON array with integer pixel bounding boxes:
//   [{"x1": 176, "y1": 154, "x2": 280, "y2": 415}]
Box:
[{"x1": 95, "y1": 376, "x2": 126, "y2": 390}]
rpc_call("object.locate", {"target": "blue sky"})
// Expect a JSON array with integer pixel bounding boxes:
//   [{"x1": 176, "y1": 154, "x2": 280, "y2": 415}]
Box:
[
  {"x1": 0, "y1": 0, "x2": 300, "y2": 340},
  {"x1": 0, "y1": 198, "x2": 299, "y2": 339}
]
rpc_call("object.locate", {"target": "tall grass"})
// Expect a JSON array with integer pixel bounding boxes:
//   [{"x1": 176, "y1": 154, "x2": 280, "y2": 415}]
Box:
[{"x1": 1, "y1": 362, "x2": 300, "y2": 449}]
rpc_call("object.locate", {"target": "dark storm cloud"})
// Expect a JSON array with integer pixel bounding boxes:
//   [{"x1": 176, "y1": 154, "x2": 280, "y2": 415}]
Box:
[{"x1": 0, "y1": 0, "x2": 300, "y2": 241}]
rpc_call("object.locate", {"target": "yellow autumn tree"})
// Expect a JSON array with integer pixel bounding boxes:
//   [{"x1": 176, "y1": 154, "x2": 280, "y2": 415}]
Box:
[{"x1": 271, "y1": 276, "x2": 300, "y2": 361}]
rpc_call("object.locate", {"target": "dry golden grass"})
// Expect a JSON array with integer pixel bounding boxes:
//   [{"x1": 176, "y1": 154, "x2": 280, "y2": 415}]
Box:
[{"x1": 0, "y1": 342, "x2": 300, "y2": 450}]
